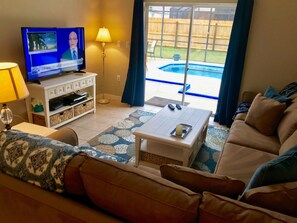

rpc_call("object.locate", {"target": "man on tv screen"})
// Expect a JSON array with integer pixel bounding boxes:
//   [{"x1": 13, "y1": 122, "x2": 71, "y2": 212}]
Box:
[
  {"x1": 61, "y1": 31, "x2": 83, "y2": 60},
  {"x1": 61, "y1": 31, "x2": 84, "y2": 71}
]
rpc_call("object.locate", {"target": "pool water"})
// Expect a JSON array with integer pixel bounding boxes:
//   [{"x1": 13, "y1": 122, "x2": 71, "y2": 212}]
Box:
[{"x1": 159, "y1": 63, "x2": 224, "y2": 79}]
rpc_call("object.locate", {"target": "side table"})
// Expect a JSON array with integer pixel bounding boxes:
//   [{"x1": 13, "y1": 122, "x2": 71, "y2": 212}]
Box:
[{"x1": 12, "y1": 122, "x2": 57, "y2": 137}]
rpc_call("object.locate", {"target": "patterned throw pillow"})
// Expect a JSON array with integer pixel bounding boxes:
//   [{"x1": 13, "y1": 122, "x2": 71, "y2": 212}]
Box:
[
  {"x1": 0, "y1": 130, "x2": 78, "y2": 193},
  {"x1": 0, "y1": 130, "x2": 127, "y2": 193}
]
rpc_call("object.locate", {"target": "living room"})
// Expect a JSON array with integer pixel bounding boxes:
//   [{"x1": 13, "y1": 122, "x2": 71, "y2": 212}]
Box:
[
  {"x1": 0, "y1": 0, "x2": 296, "y2": 131},
  {"x1": 0, "y1": 0, "x2": 297, "y2": 222}
]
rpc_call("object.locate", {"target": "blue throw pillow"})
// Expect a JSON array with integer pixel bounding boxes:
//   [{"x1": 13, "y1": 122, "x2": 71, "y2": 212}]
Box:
[
  {"x1": 264, "y1": 86, "x2": 292, "y2": 104},
  {"x1": 244, "y1": 145, "x2": 297, "y2": 192}
]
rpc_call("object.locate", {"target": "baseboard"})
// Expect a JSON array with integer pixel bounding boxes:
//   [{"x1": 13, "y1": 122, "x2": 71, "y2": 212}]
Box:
[{"x1": 96, "y1": 94, "x2": 121, "y2": 102}]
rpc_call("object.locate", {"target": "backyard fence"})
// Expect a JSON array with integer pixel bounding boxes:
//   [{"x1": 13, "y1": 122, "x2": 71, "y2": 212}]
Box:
[{"x1": 147, "y1": 18, "x2": 233, "y2": 52}]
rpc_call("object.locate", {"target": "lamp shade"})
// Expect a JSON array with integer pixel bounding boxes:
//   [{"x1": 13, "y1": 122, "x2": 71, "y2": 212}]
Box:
[
  {"x1": 96, "y1": 27, "x2": 112, "y2": 43},
  {"x1": 0, "y1": 62, "x2": 29, "y2": 103}
]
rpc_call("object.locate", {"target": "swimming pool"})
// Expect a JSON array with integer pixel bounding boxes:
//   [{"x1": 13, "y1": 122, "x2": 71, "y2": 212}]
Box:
[{"x1": 159, "y1": 63, "x2": 224, "y2": 79}]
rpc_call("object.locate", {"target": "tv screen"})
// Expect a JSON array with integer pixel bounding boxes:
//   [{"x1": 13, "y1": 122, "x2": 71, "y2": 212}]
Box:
[{"x1": 21, "y1": 27, "x2": 86, "y2": 81}]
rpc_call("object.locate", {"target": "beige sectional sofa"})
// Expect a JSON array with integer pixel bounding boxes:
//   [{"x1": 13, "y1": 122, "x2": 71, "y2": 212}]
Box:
[
  {"x1": 216, "y1": 92, "x2": 297, "y2": 184},
  {"x1": 0, "y1": 92, "x2": 297, "y2": 222}
]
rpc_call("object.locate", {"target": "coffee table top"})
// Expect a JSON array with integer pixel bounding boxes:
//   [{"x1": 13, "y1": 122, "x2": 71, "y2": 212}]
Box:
[{"x1": 133, "y1": 105, "x2": 212, "y2": 148}]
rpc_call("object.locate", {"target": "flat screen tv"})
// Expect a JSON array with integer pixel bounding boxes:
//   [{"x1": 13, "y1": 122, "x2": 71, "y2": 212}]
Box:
[{"x1": 21, "y1": 27, "x2": 86, "y2": 82}]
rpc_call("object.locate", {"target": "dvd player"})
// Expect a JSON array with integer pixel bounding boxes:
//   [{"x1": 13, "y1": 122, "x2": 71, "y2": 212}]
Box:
[
  {"x1": 49, "y1": 99, "x2": 64, "y2": 111},
  {"x1": 63, "y1": 94, "x2": 88, "y2": 105}
]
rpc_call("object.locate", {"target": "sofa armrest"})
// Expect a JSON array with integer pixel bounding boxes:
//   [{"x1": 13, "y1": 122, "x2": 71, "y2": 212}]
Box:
[
  {"x1": 160, "y1": 164, "x2": 245, "y2": 199},
  {"x1": 241, "y1": 91, "x2": 258, "y2": 103},
  {"x1": 241, "y1": 182, "x2": 297, "y2": 217},
  {"x1": 199, "y1": 192, "x2": 297, "y2": 222},
  {"x1": 232, "y1": 91, "x2": 258, "y2": 120},
  {"x1": 47, "y1": 127, "x2": 78, "y2": 146}
]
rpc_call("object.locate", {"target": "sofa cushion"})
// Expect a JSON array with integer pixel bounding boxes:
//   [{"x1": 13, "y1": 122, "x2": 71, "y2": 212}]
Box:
[
  {"x1": 244, "y1": 145, "x2": 297, "y2": 192},
  {"x1": 199, "y1": 192, "x2": 297, "y2": 223},
  {"x1": 277, "y1": 96, "x2": 297, "y2": 144},
  {"x1": 264, "y1": 86, "x2": 292, "y2": 104},
  {"x1": 242, "y1": 182, "x2": 297, "y2": 217},
  {"x1": 279, "y1": 130, "x2": 297, "y2": 155},
  {"x1": 245, "y1": 93, "x2": 286, "y2": 136},
  {"x1": 160, "y1": 164, "x2": 245, "y2": 199},
  {"x1": 227, "y1": 120, "x2": 280, "y2": 154},
  {"x1": 215, "y1": 142, "x2": 277, "y2": 185},
  {"x1": 80, "y1": 157, "x2": 201, "y2": 223}
]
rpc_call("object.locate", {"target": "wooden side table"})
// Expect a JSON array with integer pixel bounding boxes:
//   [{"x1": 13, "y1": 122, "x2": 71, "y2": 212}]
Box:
[{"x1": 12, "y1": 122, "x2": 57, "y2": 137}]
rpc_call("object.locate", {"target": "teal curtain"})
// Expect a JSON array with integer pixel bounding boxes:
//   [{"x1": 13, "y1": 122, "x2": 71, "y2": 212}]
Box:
[
  {"x1": 121, "y1": 0, "x2": 145, "y2": 106},
  {"x1": 214, "y1": 0, "x2": 254, "y2": 127}
]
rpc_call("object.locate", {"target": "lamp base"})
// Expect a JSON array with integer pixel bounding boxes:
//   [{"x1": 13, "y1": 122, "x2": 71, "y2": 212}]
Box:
[
  {"x1": 5, "y1": 124, "x2": 11, "y2": 130},
  {"x1": 1, "y1": 104, "x2": 13, "y2": 130},
  {"x1": 97, "y1": 98, "x2": 110, "y2": 104}
]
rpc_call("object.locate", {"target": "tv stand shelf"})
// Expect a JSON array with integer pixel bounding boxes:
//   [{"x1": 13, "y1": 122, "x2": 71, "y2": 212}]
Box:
[{"x1": 25, "y1": 72, "x2": 97, "y2": 128}]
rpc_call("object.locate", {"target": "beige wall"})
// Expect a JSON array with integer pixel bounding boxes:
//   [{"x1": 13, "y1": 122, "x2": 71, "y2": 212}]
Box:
[
  {"x1": 242, "y1": 0, "x2": 297, "y2": 93},
  {"x1": 0, "y1": 0, "x2": 102, "y2": 129},
  {"x1": 100, "y1": 0, "x2": 134, "y2": 96}
]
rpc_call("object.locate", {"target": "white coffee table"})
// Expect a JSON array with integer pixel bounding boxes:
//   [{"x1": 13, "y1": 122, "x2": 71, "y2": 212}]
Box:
[{"x1": 133, "y1": 105, "x2": 212, "y2": 167}]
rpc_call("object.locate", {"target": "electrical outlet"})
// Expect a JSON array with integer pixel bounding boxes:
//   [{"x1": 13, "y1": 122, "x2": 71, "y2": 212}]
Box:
[{"x1": 116, "y1": 75, "x2": 120, "y2": 82}]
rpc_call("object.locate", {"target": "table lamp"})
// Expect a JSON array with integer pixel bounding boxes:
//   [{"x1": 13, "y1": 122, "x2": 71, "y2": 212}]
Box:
[
  {"x1": 96, "y1": 27, "x2": 112, "y2": 104},
  {"x1": 0, "y1": 62, "x2": 29, "y2": 130}
]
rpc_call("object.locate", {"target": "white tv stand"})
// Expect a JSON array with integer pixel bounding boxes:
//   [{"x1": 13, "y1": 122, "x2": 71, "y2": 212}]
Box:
[{"x1": 25, "y1": 72, "x2": 97, "y2": 128}]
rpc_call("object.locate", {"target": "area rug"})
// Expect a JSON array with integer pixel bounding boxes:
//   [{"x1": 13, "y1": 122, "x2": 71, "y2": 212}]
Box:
[
  {"x1": 191, "y1": 125, "x2": 229, "y2": 173},
  {"x1": 87, "y1": 110, "x2": 155, "y2": 162},
  {"x1": 87, "y1": 110, "x2": 229, "y2": 172},
  {"x1": 145, "y1": 96, "x2": 190, "y2": 107}
]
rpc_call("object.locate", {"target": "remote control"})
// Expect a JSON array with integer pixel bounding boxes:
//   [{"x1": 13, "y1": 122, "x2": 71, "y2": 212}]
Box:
[
  {"x1": 176, "y1": 104, "x2": 182, "y2": 110},
  {"x1": 168, "y1": 104, "x2": 175, "y2": 110}
]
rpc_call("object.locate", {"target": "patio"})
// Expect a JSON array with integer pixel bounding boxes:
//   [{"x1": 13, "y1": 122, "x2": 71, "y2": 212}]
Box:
[{"x1": 145, "y1": 58, "x2": 222, "y2": 114}]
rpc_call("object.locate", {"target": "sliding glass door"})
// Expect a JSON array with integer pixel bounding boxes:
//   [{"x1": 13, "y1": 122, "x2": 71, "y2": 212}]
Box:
[
  {"x1": 145, "y1": 5, "x2": 192, "y2": 106},
  {"x1": 185, "y1": 5, "x2": 235, "y2": 104},
  {"x1": 144, "y1": 3, "x2": 236, "y2": 112}
]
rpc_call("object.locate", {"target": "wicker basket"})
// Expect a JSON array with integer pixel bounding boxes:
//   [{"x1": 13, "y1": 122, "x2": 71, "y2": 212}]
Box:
[
  {"x1": 140, "y1": 151, "x2": 183, "y2": 166},
  {"x1": 74, "y1": 100, "x2": 94, "y2": 116},
  {"x1": 50, "y1": 108, "x2": 73, "y2": 126}
]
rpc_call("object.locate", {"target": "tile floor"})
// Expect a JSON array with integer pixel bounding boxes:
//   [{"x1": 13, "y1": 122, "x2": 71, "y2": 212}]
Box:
[{"x1": 62, "y1": 98, "x2": 215, "y2": 145}]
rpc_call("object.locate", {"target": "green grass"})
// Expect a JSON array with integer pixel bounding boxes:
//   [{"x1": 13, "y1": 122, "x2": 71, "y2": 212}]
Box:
[{"x1": 151, "y1": 46, "x2": 227, "y2": 64}]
